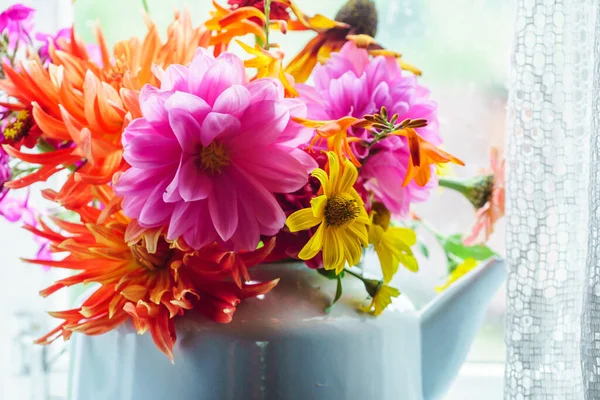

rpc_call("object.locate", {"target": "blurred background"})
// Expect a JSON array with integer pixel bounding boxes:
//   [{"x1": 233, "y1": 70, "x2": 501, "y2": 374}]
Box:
[{"x1": 0, "y1": 0, "x2": 514, "y2": 398}]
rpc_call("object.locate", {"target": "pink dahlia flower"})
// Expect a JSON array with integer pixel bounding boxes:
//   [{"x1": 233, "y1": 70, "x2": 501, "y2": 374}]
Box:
[
  {"x1": 299, "y1": 41, "x2": 441, "y2": 216},
  {"x1": 116, "y1": 49, "x2": 315, "y2": 251}
]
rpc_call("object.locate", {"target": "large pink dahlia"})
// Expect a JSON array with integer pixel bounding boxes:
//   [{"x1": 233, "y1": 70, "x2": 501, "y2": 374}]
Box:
[
  {"x1": 115, "y1": 49, "x2": 315, "y2": 251},
  {"x1": 298, "y1": 41, "x2": 442, "y2": 216}
]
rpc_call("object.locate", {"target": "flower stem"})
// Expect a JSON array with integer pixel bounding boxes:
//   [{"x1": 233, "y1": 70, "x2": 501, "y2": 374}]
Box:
[
  {"x1": 416, "y1": 217, "x2": 444, "y2": 243},
  {"x1": 438, "y1": 177, "x2": 468, "y2": 194},
  {"x1": 263, "y1": 0, "x2": 272, "y2": 49},
  {"x1": 141, "y1": 0, "x2": 150, "y2": 13},
  {"x1": 343, "y1": 267, "x2": 364, "y2": 281},
  {"x1": 344, "y1": 267, "x2": 381, "y2": 297}
]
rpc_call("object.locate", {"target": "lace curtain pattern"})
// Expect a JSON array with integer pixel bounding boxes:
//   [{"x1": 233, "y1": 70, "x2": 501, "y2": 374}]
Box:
[{"x1": 505, "y1": 0, "x2": 600, "y2": 398}]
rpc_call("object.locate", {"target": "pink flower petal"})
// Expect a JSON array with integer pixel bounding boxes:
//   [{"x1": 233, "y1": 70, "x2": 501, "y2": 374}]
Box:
[
  {"x1": 188, "y1": 49, "x2": 215, "y2": 96},
  {"x1": 122, "y1": 133, "x2": 180, "y2": 169},
  {"x1": 234, "y1": 101, "x2": 289, "y2": 150},
  {"x1": 235, "y1": 146, "x2": 308, "y2": 193},
  {"x1": 178, "y1": 157, "x2": 213, "y2": 202},
  {"x1": 139, "y1": 177, "x2": 175, "y2": 226},
  {"x1": 196, "y1": 55, "x2": 246, "y2": 106},
  {"x1": 231, "y1": 196, "x2": 260, "y2": 251},
  {"x1": 167, "y1": 108, "x2": 203, "y2": 151},
  {"x1": 139, "y1": 84, "x2": 172, "y2": 131},
  {"x1": 165, "y1": 91, "x2": 211, "y2": 122},
  {"x1": 163, "y1": 158, "x2": 184, "y2": 203},
  {"x1": 183, "y1": 201, "x2": 218, "y2": 249},
  {"x1": 122, "y1": 118, "x2": 159, "y2": 147},
  {"x1": 212, "y1": 85, "x2": 251, "y2": 118},
  {"x1": 167, "y1": 201, "x2": 198, "y2": 241},
  {"x1": 161, "y1": 65, "x2": 190, "y2": 92},
  {"x1": 246, "y1": 78, "x2": 284, "y2": 102},
  {"x1": 200, "y1": 112, "x2": 241, "y2": 147},
  {"x1": 208, "y1": 174, "x2": 238, "y2": 241},
  {"x1": 230, "y1": 165, "x2": 285, "y2": 234}
]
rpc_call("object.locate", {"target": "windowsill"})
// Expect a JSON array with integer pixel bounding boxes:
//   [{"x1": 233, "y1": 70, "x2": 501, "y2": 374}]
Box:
[{"x1": 445, "y1": 362, "x2": 504, "y2": 399}]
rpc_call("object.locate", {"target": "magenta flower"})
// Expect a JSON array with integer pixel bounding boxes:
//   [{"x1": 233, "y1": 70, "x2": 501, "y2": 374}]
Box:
[
  {"x1": 36, "y1": 27, "x2": 70, "y2": 60},
  {"x1": 0, "y1": 4, "x2": 34, "y2": 51},
  {"x1": 0, "y1": 147, "x2": 10, "y2": 201},
  {"x1": 298, "y1": 41, "x2": 442, "y2": 216},
  {"x1": 0, "y1": 191, "x2": 35, "y2": 224},
  {"x1": 115, "y1": 49, "x2": 315, "y2": 251},
  {"x1": 36, "y1": 27, "x2": 103, "y2": 66}
]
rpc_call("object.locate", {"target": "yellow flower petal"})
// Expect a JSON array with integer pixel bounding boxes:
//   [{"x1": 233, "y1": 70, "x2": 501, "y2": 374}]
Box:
[
  {"x1": 435, "y1": 258, "x2": 478, "y2": 292},
  {"x1": 322, "y1": 228, "x2": 345, "y2": 273},
  {"x1": 286, "y1": 208, "x2": 321, "y2": 232},
  {"x1": 341, "y1": 229, "x2": 363, "y2": 267},
  {"x1": 326, "y1": 152, "x2": 340, "y2": 193},
  {"x1": 298, "y1": 223, "x2": 325, "y2": 260},
  {"x1": 338, "y1": 158, "x2": 358, "y2": 193},
  {"x1": 388, "y1": 227, "x2": 417, "y2": 247},
  {"x1": 348, "y1": 221, "x2": 369, "y2": 246},
  {"x1": 372, "y1": 285, "x2": 401, "y2": 316},
  {"x1": 311, "y1": 168, "x2": 330, "y2": 196},
  {"x1": 310, "y1": 195, "x2": 327, "y2": 219}
]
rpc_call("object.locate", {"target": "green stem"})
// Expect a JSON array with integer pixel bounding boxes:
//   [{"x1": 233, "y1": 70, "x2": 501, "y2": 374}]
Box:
[
  {"x1": 438, "y1": 177, "x2": 469, "y2": 194},
  {"x1": 263, "y1": 0, "x2": 271, "y2": 49},
  {"x1": 417, "y1": 218, "x2": 444, "y2": 243},
  {"x1": 343, "y1": 267, "x2": 364, "y2": 281},
  {"x1": 344, "y1": 267, "x2": 381, "y2": 297},
  {"x1": 141, "y1": 0, "x2": 150, "y2": 13}
]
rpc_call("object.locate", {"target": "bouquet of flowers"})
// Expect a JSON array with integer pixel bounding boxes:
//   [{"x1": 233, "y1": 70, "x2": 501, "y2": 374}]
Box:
[{"x1": 0, "y1": 0, "x2": 505, "y2": 361}]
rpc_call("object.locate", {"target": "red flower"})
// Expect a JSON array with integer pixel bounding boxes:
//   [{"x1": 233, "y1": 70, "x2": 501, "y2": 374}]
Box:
[{"x1": 228, "y1": 0, "x2": 291, "y2": 23}]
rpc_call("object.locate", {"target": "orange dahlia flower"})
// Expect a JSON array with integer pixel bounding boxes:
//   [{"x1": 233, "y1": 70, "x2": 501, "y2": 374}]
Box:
[
  {"x1": 26, "y1": 213, "x2": 278, "y2": 361},
  {"x1": 0, "y1": 9, "x2": 210, "y2": 211}
]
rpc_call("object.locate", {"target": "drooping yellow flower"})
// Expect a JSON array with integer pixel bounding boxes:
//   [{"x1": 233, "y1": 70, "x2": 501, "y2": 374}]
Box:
[
  {"x1": 435, "y1": 258, "x2": 478, "y2": 292},
  {"x1": 286, "y1": 152, "x2": 369, "y2": 274},
  {"x1": 360, "y1": 280, "x2": 401, "y2": 316},
  {"x1": 368, "y1": 202, "x2": 418, "y2": 283},
  {"x1": 236, "y1": 40, "x2": 298, "y2": 96}
]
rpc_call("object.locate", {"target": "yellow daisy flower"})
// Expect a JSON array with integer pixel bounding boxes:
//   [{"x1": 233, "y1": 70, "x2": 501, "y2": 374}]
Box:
[
  {"x1": 286, "y1": 152, "x2": 369, "y2": 274},
  {"x1": 360, "y1": 280, "x2": 401, "y2": 316},
  {"x1": 435, "y1": 258, "x2": 478, "y2": 292},
  {"x1": 368, "y1": 202, "x2": 418, "y2": 283}
]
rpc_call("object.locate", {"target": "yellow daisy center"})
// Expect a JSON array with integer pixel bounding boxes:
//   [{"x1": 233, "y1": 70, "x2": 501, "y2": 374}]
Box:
[
  {"x1": 199, "y1": 141, "x2": 229, "y2": 175},
  {"x1": 325, "y1": 194, "x2": 359, "y2": 227},
  {"x1": 3, "y1": 110, "x2": 33, "y2": 142}
]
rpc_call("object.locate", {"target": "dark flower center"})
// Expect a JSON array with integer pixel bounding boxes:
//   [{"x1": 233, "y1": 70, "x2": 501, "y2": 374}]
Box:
[
  {"x1": 466, "y1": 174, "x2": 495, "y2": 209},
  {"x1": 372, "y1": 202, "x2": 391, "y2": 230},
  {"x1": 198, "y1": 141, "x2": 229, "y2": 175},
  {"x1": 325, "y1": 194, "x2": 360, "y2": 227},
  {"x1": 335, "y1": 0, "x2": 379, "y2": 38},
  {"x1": 3, "y1": 110, "x2": 33, "y2": 143}
]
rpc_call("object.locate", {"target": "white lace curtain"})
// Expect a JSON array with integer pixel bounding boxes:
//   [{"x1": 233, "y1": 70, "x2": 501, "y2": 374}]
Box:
[{"x1": 505, "y1": 0, "x2": 600, "y2": 398}]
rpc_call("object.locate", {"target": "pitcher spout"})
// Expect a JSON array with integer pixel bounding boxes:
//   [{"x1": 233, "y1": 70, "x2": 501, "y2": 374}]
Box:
[{"x1": 419, "y1": 258, "x2": 506, "y2": 400}]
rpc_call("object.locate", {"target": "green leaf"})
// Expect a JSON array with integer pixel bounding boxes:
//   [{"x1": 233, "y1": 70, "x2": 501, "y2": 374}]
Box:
[
  {"x1": 419, "y1": 242, "x2": 430, "y2": 259},
  {"x1": 325, "y1": 275, "x2": 344, "y2": 313},
  {"x1": 441, "y1": 234, "x2": 496, "y2": 261},
  {"x1": 317, "y1": 268, "x2": 345, "y2": 280}
]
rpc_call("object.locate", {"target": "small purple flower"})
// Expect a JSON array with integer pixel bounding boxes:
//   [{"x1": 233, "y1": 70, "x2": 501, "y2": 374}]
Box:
[
  {"x1": 0, "y1": 147, "x2": 10, "y2": 201},
  {"x1": 36, "y1": 27, "x2": 70, "y2": 60},
  {"x1": 0, "y1": 190, "x2": 35, "y2": 224},
  {"x1": 36, "y1": 27, "x2": 104, "y2": 66},
  {"x1": 0, "y1": 4, "x2": 35, "y2": 51}
]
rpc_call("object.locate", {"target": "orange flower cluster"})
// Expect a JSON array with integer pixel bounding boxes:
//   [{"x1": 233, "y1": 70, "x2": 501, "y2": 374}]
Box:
[
  {"x1": 1, "y1": 10, "x2": 209, "y2": 213},
  {"x1": 26, "y1": 210, "x2": 278, "y2": 361}
]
